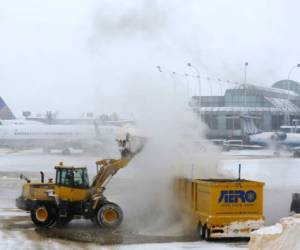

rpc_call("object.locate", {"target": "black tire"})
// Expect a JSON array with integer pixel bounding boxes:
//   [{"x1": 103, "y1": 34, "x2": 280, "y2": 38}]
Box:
[
  {"x1": 56, "y1": 216, "x2": 73, "y2": 227},
  {"x1": 30, "y1": 203, "x2": 57, "y2": 227},
  {"x1": 96, "y1": 202, "x2": 123, "y2": 229},
  {"x1": 198, "y1": 223, "x2": 205, "y2": 239},
  {"x1": 204, "y1": 225, "x2": 211, "y2": 241},
  {"x1": 91, "y1": 216, "x2": 97, "y2": 225}
]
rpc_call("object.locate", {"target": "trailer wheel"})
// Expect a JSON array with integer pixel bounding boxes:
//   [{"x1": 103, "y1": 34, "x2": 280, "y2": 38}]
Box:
[
  {"x1": 204, "y1": 225, "x2": 211, "y2": 241},
  {"x1": 197, "y1": 223, "x2": 205, "y2": 239},
  {"x1": 96, "y1": 202, "x2": 123, "y2": 229},
  {"x1": 30, "y1": 203, "x2": 57, "y2": 227}
]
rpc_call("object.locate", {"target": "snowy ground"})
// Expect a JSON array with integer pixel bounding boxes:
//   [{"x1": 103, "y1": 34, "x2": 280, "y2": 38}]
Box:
[{"x1": 0, "y1": 148, "x2": 297, "y2": 249}]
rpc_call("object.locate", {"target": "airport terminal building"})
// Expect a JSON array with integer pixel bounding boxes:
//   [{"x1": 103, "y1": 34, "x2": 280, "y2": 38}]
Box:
[{"x1": 189, "y1": 80, "x2": 300, "y2": 139}]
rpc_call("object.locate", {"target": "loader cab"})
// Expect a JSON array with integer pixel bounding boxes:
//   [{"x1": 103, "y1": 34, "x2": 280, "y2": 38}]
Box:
[{"x1": 55, "y1": 165, "x2": 89, "y2": 189}]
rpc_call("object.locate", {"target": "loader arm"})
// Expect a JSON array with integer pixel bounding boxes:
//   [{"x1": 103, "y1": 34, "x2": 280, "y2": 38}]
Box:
[
  {"x1": 91, "y1": 135, "x2": 144, "y2": 206},
  {"x1": 91, "y1": 157, "x2": 131, "y2": 189}
]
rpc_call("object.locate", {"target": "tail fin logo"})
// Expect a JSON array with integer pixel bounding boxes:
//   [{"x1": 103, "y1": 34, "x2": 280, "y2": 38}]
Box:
[{"x1": 0, "y1": 97, "x2": 15, "y2": 120}]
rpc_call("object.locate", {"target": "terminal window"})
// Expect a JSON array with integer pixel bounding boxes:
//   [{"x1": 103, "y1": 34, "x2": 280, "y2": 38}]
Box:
[
  {"x1": 203, "y1": 114, "x2": 218, "y2": 129},
  {"x1": 271, "y1": 115, "x2": 284, "y2": 130},
  {"x1": 226, "y1": 118, "x2": 240, "y2": 130}
]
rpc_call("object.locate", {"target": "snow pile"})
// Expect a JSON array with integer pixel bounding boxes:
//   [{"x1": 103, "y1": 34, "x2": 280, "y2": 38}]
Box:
[
  {"x1": 249, "y1": 214, "x2": 300, "y2": 250},
  {"x1": 252, "y1": 223, "x2": 282, "y2": 235}
]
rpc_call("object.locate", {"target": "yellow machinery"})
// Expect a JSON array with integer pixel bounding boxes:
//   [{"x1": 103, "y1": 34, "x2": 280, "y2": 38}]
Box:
[
  {"x1": 175, "y1": 178, "x2": 264, "y2": 240},
  {"x1": 16, "y1": 134, "x2": 144, "y2": 228}
]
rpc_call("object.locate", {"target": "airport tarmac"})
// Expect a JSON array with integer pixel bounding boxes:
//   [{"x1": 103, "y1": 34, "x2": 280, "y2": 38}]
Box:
[{"x1": 0, "y1": 148, "x2": 297, "y2": 249}]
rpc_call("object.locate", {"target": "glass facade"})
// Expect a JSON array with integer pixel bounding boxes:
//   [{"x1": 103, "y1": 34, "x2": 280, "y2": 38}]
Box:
[
  {"x1": 224, "y1": 89, "x2": 271, "y2": 107},
  {"x1": 226, "y1": 117, "x2": 240, "y2": 130},
  {"x1": 190, "y1": 82, "x2": 300, "y2": 138},
  {"x1": 202, "y1": 114, "x2": 218, "y2": 129},
  {"x1": 271, "y1": 115, "x2": 284, "y2": 130}
]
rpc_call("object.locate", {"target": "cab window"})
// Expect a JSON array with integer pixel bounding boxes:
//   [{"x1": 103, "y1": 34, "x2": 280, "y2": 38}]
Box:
[
  {"x1": 73, "y1": 169, "x2": 89, "y2": 188},
  {"x1": 56, "y1": 169, "x2": 73, "y2": 186},
  {"x1": 56, "y1": 168, "x2": 89, "y2": 188}
]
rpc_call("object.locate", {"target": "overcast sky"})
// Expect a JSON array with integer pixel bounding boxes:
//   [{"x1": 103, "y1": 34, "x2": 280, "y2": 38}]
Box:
[{"x1": 0, "y1": 0, "x2": 300, "y2": 118}]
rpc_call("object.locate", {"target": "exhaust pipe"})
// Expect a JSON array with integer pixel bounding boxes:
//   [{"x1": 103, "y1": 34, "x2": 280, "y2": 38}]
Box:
[{"x1": 40, "y1": 171, "x2": 44, "y2": 183}]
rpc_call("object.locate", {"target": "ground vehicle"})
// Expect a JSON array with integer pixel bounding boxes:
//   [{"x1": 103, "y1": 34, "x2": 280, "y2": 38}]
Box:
[
  {"x1": 16, "y1": 135, "x2": 143, "y2": 228},
  {"x1": 175, "y1": 178, "x2": 264, "y2": 240}
]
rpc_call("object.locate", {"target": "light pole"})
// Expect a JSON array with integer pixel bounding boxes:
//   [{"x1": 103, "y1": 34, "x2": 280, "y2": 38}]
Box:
[
  {"x1": 207, "y1": 77, "x2": 212, "y2": 96},
  {"x1": 287, "y1": 64, "x2": 300, "y2": 124},
  {"x1": 244, "y1": 62, "x2": 248, "y2": 108},
  {"x1": 172, "y1": 71, "x2": 177, "y2": 91},
  {"x1": 156, "y1": 65, "x2": 177, "y2": 91},
  {"x1": 217, "y1": 78, "x2": 222, "y2": 96},
  {"x1": 184, "y1": 73, "x2": 190, "y2": 98},
  {"x1": 187, "y1": 63, "x2": 201, "y2": 107}
]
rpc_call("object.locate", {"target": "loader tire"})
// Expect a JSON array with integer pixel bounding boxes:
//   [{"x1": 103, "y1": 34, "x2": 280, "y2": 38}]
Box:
[
  {"x1": 56, "y1": 216, "x2": 73, "y2": 227},
  {"x1": 96, "y1": 202, "x2": 123, "y2": 229},
  {"x1": 30, "y1": 203, "x2": 57, "y2": 227},
  {"x1": 91, "y1": 216, "x2": 97, "y2": 225}
]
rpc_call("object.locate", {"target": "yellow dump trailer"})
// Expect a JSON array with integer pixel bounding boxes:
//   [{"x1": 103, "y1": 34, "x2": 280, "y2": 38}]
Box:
[{"x1": 175, "y1": 178, "x2": 264, "y2": 240}]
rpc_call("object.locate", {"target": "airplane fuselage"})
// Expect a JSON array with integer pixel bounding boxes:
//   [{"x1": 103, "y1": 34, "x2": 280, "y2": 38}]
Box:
[
  {"x1": 0, "y1": 123, "x2": 117, "y2": 151},
  {"x1": 249, "y1": 132, "x2": 300, "y2": 148}
]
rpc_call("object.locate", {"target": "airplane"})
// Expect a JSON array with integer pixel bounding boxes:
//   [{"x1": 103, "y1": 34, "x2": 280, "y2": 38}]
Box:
[
  {"x1": 205, "y1": 115, "x2": 264, "y2": 151},
  {"x1": 0, "y1": 97, "x2": 15, "y2": 120},
  {"x1": 25, "y1": 114, "x2": 136, "y2": 126},
  {"x1": 0, "y1": 121, "x2": 119, "y2": 154},
  {"x1": 0, "y1": 97, "x2": 141, "y2": 154},
  {"x1": 248, "y1": 122, "x2": 300, "y2": 156}
]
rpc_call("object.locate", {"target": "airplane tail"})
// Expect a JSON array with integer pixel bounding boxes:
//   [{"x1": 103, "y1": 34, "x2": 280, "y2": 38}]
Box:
[
  {"x1": 0, "y1": 97, "x2": 15, "y2": 119},
  {"x1": 240, "y1": 115, "x2": 260, "y2": 135}
]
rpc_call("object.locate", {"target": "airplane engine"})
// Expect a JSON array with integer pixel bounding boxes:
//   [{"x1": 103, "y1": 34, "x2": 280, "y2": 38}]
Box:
[{"x1": 270, "y1": 132, "x2": 287, "y2": 141}]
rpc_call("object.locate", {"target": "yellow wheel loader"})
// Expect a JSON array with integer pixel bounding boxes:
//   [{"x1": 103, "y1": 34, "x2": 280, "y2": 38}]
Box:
[{"x1": 16, "y1": 134, "x2": 144, "y2": 228}]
